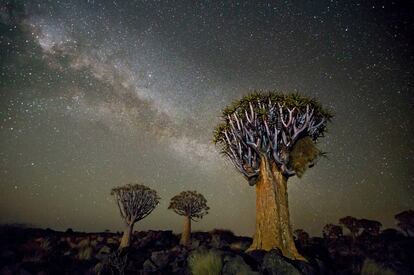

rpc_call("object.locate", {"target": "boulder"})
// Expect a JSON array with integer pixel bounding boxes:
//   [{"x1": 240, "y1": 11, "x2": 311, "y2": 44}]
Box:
[
  {"x1": 0, "y1": 250, "x2": 16, "y2": 263},
  {"x1": 261, "y1": 250, "x2": 302, "y2": 275},
  {"x1": 95, "y1": 245, "x2": 112, "y2": 261},
  {"x1": 292, "y1": 259, "x2": 318, "y2": 275},
  {"x1": 150, "y1": 250, "x2": 171, "y2": 269},
  {"x1": 222, "y1": 254, "x2": 259, "y2": 275},
  {"x1": 230, "y1": 238, "x2": 252, "y2": 251},
  {"x1": 190, "y1": 239, "x2": 201, "y2": 249},
  {"x1": 142, "y1": 259, "x2": 157, "y2": 272},
  {"x1": 211, "y1": 234, "x2": 230, "y2": 249},
  {"x1": 106, "y1": 238, "x2": 118, "y2": 245},
  {"x1": 245, "y1": 249, "x2": 267, "y2": 266}
]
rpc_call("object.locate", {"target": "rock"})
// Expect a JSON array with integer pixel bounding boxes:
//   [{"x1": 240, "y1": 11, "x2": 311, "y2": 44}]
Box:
[
  {"x1": 77, "y1": 238, "x2": 90, "y2": 248},
  {"x1": 127, "y1": 249, "x2": 150, "y2": 271},
  {"x1": 143, "y1": 259, "x2": 157, "y2": 272},
  {"x1": 222, "y1": 254, "x2": 259, "y2": 275},
  {"x1": 95, "y1": 245, "x2": 112, "y2": 261},
  {"x1": 261, "y1": 250, "x2": 302, "y2": 275},
  {"x1": 211, "y1": 234, "x2": 230, "y2": 249},
  {"x1": 21, "y1": 268, "x2": 34, "y2": 275},
  {"x1": 313, "y1": 258, "x2": 332, "y2": 275},
  {"x1": 190, "y1": 239, "x2": 201, "y2": 249},
  {"x1": 77, "y1": 246, "x2": 93, "y2": 260},
  {"x1": 0, "y1": 265, "x2": 13, "y2": 275},
  {"x1": 98, "y1": 245, "x2": 111, "y2": 254},
  {"x1": 246, "y1": 249, "x2": 267, "y2": 266},
  {"x1": 292, "y1": 259, "x2": 317, "y2": 275},
  {"x1": 0, "y1": 250, "x2": 16, "y2": 263},
  {"x1": 150, "y1": 250, "x2": 171, "y2": 269},
  {"x1": 106, "y1": 238, "x2": 118, "y2": 245},
  {"x1": 230, "y1": 239, "x2": 251, "y2": 251}
]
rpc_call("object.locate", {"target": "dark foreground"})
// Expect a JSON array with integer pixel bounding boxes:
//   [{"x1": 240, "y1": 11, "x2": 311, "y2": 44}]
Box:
[{"x1": 0, "y1": 225, "x2": 413, "y2": 275}]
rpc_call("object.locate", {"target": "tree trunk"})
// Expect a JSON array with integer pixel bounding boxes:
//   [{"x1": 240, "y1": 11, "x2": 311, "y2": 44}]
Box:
[
  {"x1": 180, "y1": 215, "x2": 191, "y2": 246},
  {"x1": 248, "y1": 155, "x2": 306, "y2": 261},
  {"x1": 119, "y1": 223, "x2": 134, "y2": 249}
]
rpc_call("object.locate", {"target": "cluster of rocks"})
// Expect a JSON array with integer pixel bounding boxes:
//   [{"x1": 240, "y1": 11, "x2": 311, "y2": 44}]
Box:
[
  {"x1": 1, "y1": 225, "x2": 412, "y2": 274},
  {"x1": 97, "y1": 230, "x2": 321, "y2": 275}
]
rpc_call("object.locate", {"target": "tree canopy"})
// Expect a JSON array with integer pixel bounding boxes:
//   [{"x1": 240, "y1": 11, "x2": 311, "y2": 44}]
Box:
[
  {"x1": 168, "y1": 191, "x2": 209, "y2": 221},
  {"x1": 213, "y1": 91, "x2": 332, "y2": 182},
  {"x1": 111, "y1": 184, "x2": 160, "y2": 225}
]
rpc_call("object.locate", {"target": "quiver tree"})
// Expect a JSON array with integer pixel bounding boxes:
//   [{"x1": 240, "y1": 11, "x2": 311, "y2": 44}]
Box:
[
  {"x1": 339, "y1": 216, "x2": 361, "y2": 239},
  {"x1": 213, "y1": 92, "x2": 332, "y2": 261},
  {"x1": 322, "y1": 223, "x2": 343, "y2": 240},
  {"x1": 111, "y1": 184, "x2": 160, "y2": 249},
  {"x1": 395, "y1": 210, "x2": 414, "y2": 237},
  {"x1": 168, "y1": 191, "x2": 209, "y2": 246},
  {"x1": 358, "y1": 219, "x2": 382, "y2": 236}
]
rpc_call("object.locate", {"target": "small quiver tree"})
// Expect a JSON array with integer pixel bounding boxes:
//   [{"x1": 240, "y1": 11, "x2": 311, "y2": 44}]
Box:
[
  {"x1": 168, "y1": 191, "x2": 209, "y2": 246},
  {"x1": 213, "y1": 92, "x2": 332, "y2": 261},
  {"x1": 339, "y1": 216, "x2": 361, "y2": 239},
  {"x1": 322, "y1": 223, "x2": 343, "y2": 241},
  {"x1": 358, "y1": 219, "x2": 382, "y2": 236},
  {"x1": 111, "y1": 184, "x2": 160, "y2": 249},
  {"x1": 395, "y1": 210, "x2": 414, "y2": 237}
]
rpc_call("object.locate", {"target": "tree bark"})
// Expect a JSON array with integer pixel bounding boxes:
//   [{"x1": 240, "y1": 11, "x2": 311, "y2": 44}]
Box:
[
  {"x1": 180, "y1": 215, "x2": 191, "y2": 246},
  {"x1": 248, "y1": 155, "x2": 306, "y2": 261},
  {"x1": 119, "y1": 223, "x2": 134, "y2": 249}
]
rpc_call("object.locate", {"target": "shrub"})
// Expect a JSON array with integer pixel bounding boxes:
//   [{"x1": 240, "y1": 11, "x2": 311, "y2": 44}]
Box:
[
  {"x1": 360, "y1": 259, "x2": 396, "y2": 275},
  {"x1": 188, "y1": 250, "x2": 223, "y2": 275}
]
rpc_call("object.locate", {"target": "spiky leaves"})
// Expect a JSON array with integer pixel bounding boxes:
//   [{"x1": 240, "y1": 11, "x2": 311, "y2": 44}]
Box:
[
  {"x1": 168, "y1": 191, "x2": 209, "y2": 221},
  {"x1": 111, "y1": 184, "x2": 160, "y2": 225},
  {"x1": 213, "y1": 92, "x2": 332, "y2": 182}
]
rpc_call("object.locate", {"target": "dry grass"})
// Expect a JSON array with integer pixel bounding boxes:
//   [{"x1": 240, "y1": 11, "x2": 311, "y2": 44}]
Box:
[
  {"x1": 188, "y1": 250, "x2": 223, "y2": 275},
  {"x1": 360, "y1": 259, "x2": 396, "y2": 275}
]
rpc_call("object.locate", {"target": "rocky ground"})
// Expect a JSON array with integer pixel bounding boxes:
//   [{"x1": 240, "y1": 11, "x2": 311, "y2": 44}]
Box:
[{"x1": 0, "y1": 225, "x2": 412, "y2": 274}]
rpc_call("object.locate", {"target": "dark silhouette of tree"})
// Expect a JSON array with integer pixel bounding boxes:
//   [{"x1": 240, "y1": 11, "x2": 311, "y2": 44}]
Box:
[
  {"x1": 111, "y1": 184, "x2": 160, "y2": 249},
  {"x1": 323, "y1": 223, "x2": 343, "y2": 240},
  {"x1": 395, "y1": 210, "x2": 414, "y2": 237},
  {"x1": 213, "y1": 92, "x2": 332, "y2": 260},
  {"x1": 168, "y1": 191, "x2": 209, "y2": 246},
  {"x1": 358, "y1": 219, "x2": 382, "y2": 236},
  {"x1": 339, "y1": 216, "x2": 360, "y2": 239}
]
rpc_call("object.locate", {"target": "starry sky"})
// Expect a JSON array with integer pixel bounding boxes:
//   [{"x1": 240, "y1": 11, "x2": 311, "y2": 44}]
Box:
[{"x1": 0, "y1": 0, "x2": 413, "y2": 236}]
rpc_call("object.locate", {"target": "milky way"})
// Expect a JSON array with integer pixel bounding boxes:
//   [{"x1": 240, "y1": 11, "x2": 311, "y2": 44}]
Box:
[{"x1": 0, "y1": 1, "x2": 413, "y2": 236}]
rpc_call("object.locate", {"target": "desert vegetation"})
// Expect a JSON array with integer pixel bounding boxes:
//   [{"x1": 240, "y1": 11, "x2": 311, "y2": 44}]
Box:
[
  {"x1": 111, "y1": 184, "x2": 160, "y2": 249},
  {"x1": 213, "y1": 92, "x2": 332, "y2": 260},
  {"x1": 0, "y1": 212, "x2": 413, "y2": 274},
  {"x1": 168, "y1": 191, "x2": 210, "y2": 246}
]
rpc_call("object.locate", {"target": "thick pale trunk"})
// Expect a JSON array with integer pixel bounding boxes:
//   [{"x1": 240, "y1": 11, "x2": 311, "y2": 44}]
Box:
[
  {"x1": 248, "y1": 156, "x2": 306, "y2": 261},
  {"x1": 119, "y1": 223, "x2": 134, "y2": 249},
  {"x1": 180, "y1": 215, "x2": 191, "y2": 246}
]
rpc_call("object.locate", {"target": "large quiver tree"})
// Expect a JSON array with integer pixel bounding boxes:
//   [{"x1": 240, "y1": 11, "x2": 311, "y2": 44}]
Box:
[
  {"x1": 213, "y1": 92, "x2": 332, "y2": 261},
  {"x1": 168, "y1": 191, "x2": 209, "y2": 246},
  {"x1": 111, "y1": 184, "x2": 160, "y2": 249}
]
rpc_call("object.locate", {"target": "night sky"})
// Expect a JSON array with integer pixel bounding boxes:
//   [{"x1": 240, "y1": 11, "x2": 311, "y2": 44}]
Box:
[{"x1": 0, "y1": 0, "x2": 413, "y2": 236}]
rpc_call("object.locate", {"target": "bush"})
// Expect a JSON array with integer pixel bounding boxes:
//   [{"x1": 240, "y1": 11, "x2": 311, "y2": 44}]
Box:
[
  {"x1": 360, "y1": 259, "x2": 396, "y2": 275},
  {"x1": 188, "y1": 250, "x2": 223, "y2": 275}
]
